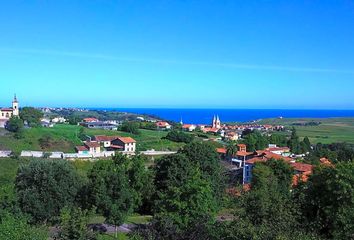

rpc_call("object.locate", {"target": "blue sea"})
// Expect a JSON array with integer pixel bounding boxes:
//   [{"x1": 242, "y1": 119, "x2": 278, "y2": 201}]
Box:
[{"x1": 94, "y1": 108, "x2": 354, "y2": 124}]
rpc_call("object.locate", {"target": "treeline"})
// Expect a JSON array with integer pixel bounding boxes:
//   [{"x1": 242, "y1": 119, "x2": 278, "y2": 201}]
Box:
[
  {"x1": 240, "y1": 128, "x2": 311, "y2": 154},
  {"x1": 1, "y1": 141, "x2": 353, "y2": 239}
]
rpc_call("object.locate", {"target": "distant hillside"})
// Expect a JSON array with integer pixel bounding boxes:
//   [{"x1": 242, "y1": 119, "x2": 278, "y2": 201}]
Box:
[{"x1": 259, "y1": 117, "x2": 354, "y2": 144}]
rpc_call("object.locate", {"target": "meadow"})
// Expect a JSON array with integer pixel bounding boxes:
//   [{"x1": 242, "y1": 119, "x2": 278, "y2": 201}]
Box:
[
  {"x1": 0, "y1": 124, "x2": 185, "y2": 153},
  {"x1": 260, "y1": 117, "x2": 354, "y2": 144}
]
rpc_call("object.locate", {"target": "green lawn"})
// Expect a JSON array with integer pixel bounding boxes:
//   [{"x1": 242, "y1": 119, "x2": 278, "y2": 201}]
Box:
[
  {"x1": 0, "y1": 124, "x2": 185, "y2": 153},
  {"x1": 260, "y1": 117, "x2": 354, "y2": 144}
]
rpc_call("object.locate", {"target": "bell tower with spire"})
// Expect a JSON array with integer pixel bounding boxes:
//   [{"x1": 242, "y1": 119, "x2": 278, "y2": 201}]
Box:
[{"x1": 12, "y1": 94, "x2": 19, "y2": 116}]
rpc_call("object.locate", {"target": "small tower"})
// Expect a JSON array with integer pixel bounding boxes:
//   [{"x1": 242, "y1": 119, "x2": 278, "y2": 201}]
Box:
[
  {"x1": 212, "y1": 115, "x2": 216, "y2": 128},
  {"x1": 216, "y1": 115, "x2": 221, "y2": 129},
  {"x1": 12, "y1": 94, "x2": 19, "y2": 116}
]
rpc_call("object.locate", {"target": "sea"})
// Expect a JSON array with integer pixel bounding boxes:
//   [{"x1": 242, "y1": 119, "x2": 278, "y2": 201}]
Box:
[{"x1": 93, "y1": 108, "x2": 354, "y2": 124}]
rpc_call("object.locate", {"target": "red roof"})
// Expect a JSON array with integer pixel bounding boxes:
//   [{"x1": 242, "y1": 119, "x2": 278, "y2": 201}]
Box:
[
  {"x1": 216, "y1": 148, "x2": 227, "y2": 154},
  {"x1": 262, "y1": 151, "x2": 292, "y2": 161},
  {"x1": 267, "y1": 147, "x2": 290, "y2": 152},
  {"x1": 0, "y1": 108, "x2": 13, "y2": 111},
  {"x1": 76, "y1": 146, "x2": 89, "y2": 152},
  {"x1": 83, "y1": 118, "x2": 99, "y2": 122},
  {"x1": 292, "y1": 174, "x2": 309, "y2": 186},
  {"x1": 320, "y1": 157, "x2": 333, "y2": 166},
  {"x1": 290, "y1": 162, "x2": 313, "y2": 173},
  {"x1": 182, "y1": 124, "x2": 195, "y2": 128},
  {"x1": 84, "y1": 141, "x2": 100, "y2": 148},
  {"x1": 156, "y1": 121, "x2": 170, "y2": 127},
  {"x1": 110, "y1": 145, "x2": 124, "y2": 149},
  {"x1": 246, "y1": 157, "x2": 267, "y2": 164},
  {"x1": 117, "y1": 137, "x2": 136, "y2": 144},
  {"x1": 237, "y1": 144, "x2": 246, "y2": 148},
  {"x1": 94, "y1": 135, "x2": 120, "y2": 142}
]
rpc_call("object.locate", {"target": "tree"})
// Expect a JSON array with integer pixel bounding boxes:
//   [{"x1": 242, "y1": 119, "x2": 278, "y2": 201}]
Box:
[
  {"x1": 288, "y1": 127, "x2": 301, "y2": 154},
  {"x1": 165, "y1": 130, "x2": 194, "y2": 143},
  {"x1": 120, "y1": 121, "x2": 140, "y2": 134},
  {"x1": 15, "y1": 159, "x2": 83, "y2": 224},
  {"x1": 242, "y1": 131, "x2": 269, "y2": 152},
  {"x1": 57, "y1": 207, "x2": 96, "y2": 240},
  {"x1": 303, "y1": 136, "x2": 312, "y2": 152},
  {"x1": 179, "y1": 142, "x2": 225, "y2": 205},
  {"x1": 19, "y1": 107, "x2": 43, "y2": 127},
  {"x1": 300, "y1": 163, "x2": 354, "y2": 239},
  {"x1": 221, "y1": 161, "x2": 309, "y2": 239},
  {"x1": 226, "y1": 144, "x2": 238, "y2": 159},
  {"x1": 153, "y1": 153, "x2": 217, "y2": 231},
  {"x1": 128, "y1": 155, "x2": 154, "y2": 213},
  {"x1": 6, "y1": 116, "x2": 24, "y2": 138},
  {"x1": 0, "y1": 212, "x2": 47, "y2": 240},
  {"x1": 88, "y1": 159, "x2": 134, "y2": 239}
]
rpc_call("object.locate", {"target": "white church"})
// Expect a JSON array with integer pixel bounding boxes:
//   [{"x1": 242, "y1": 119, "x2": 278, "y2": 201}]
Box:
[{"x1": 0, "y1": 95, "x2": 20, "y2": 128}]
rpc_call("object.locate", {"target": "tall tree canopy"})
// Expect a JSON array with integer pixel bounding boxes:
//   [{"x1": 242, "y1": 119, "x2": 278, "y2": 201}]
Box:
[
  {"x1": 19, "y1": 107, "x2": 43, "y2": 127},
  {"x1": 15, "y1": 159, "x2": 83, "y2": 224}
]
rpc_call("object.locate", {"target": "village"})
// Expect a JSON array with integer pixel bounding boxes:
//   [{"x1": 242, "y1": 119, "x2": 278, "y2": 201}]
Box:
[{"x1": 0, "y1": 95, "x2": 325, "y2": 188}]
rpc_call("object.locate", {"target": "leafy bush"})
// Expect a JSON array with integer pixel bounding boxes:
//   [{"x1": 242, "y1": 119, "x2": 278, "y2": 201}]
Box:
[{"x1": 164, "y1": 130, "x2": 194, "y2": 143}]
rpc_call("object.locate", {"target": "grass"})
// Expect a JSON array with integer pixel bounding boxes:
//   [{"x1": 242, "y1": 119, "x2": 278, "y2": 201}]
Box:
[
  {"x1": 0, "y1": 124, "x2": 185, "y2": 153},
  {"x1": 259, "y1": 117, "x2": 354, "y2": 144}
]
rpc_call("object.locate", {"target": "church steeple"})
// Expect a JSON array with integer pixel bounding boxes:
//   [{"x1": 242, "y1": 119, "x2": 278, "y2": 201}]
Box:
[{"x1": 12, "y1": 94, "x2": 19, "y2": 116}]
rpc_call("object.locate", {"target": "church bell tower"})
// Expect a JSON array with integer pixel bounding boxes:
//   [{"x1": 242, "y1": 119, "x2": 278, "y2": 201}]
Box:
[{"x1": 12, "y1": 94, "x2": 19, "y2": 116}]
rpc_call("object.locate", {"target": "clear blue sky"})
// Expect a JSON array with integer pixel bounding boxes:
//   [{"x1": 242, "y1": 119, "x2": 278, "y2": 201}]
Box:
[{"x1": 0, "y1": 0, "x2": 354, "y2": 109}]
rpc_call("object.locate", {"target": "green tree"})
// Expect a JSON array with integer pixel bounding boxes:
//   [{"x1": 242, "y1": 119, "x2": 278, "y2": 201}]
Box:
[
  {"x1": 226, "y1": 143, "x2": 238, "y2": 159},
  {"x1": 302, "y1": 136, "x2": 312, "y2": 152},
  {"x1": 300, "y1": 163, "x2": 354, "y2": 239},
  {"x1": 179, "y1": 142, "x2": 225, "y2": 205},
  {"x1": 6, "y1": 116, "x2": 24, "y2": 138},
  {"x1": 153, "y1": 153, "x2": 217, "y2": 231},
  {"x1": 0, "y1": 213, "x2": 47, "y2": 240},
  {"x1": 288, "y1": 127, "x2": 301, "y2": 154},
  {"x1": 120, "y1": 121, "x2": 140, "y2": 134},
  {"x1": 15, "y1": 159, "x2": 83, "y2": 224},
  {"x1": 57, "y1": 207, "x2": 96, "y2": 240},
  {"x1": 164, "y1": 130, "x2": 194, "y2": 143},
  {"x1": 88, "y1": 159, "x2": 134, "y2": 239},
  {"x1": 19, "y1": 107, "x2": 43, "y2": 127}
]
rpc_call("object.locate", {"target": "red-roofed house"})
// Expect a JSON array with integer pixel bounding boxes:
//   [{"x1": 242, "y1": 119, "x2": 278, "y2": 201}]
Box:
[
  {"x1": 75, "y1": 141, "x2": 101, "y2": 154},
  {"x1": 93, "y1": 135, "x2": 136, "y2": 153},
  {"x1": 156, "y1": 121, "x2": 171, "y2": 130},
  {"x1": 182, "y1": 124, "x2": 196, "y2": 132},
  {"x1": 83, "y1": 118, "x2": 99, "y2": 123}
]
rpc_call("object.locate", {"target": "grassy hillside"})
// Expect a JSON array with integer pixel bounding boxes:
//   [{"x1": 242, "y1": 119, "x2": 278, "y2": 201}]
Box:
[
  {"x1": 259, "y1": 117, "x2": 354, "y2": 144},
  {"x1": 0, "y1": 124, "x2": 186, "y2": 153}
]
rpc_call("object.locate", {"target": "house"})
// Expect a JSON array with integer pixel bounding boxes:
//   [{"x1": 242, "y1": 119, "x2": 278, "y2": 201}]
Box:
[
  {"x1": 83, "y1": 118, "x2": 99, "y2": 123},
  {"x1": 182, "y1": 124, "x2": 196, "y2": 132},
  {"x1": 111, "y1": 137, "x2": 136, "y2": 153},
  {"x1": 93, "y1": 135, "x2": 136, "y2": 153},
  {"x1": 75, "y1": 141, "x2": 101, "y2": 155},
  {"x1": 291, "y1": 162, "x2": 313, "y2": 186},
  {"x1": 156, "y1": 121, "x2": 171, "y2": 130},
  {"x1": 266, "y1": 145, "x2": 291, "y2": 156},
  {"x1": 0, "y1": 95, "x2": 19, "y2": 128},
  {"x1": 80, "y1": 121, "x2": 118, "y2": 130},
  {"x1": 224, "y1": 131, "x2": 239, "y2": 141},
  {"x1": 51, "y1": 117, "x2": 66, "y2": 123}
]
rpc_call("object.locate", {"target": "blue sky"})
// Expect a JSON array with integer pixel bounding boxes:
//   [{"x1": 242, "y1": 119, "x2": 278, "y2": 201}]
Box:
[{"x1": 0, "y1": 0, "x2": 354, "y2": 109}]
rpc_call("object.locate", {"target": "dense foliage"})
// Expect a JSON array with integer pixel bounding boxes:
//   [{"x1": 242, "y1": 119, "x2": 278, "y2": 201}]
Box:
[
  {"x1": 120, "y1": 121, "x2": 141, "y2": 134},
  {"x1": 15, "y1": 159, "x2": 83, "y2": 223},
  {"x1": 164, "y1": 130, "x2": 194, "y2": 143},
  {"x1": 19, "y1": 107, "x2": 43, "y2": 127}
]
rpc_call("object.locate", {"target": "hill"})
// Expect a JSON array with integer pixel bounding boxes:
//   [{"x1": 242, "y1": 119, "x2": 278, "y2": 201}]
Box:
[{"x1": 259, "y1": 117, "x2": 354, "y2": 144}]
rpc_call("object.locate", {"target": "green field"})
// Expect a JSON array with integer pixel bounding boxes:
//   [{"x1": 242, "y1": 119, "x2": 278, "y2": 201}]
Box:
[
  {"x1": 0, "y1": 124, "x2": 185, "y2": 153},
  {"x1": 259, "y1": 117, "x2": 354, "y2": 144}
]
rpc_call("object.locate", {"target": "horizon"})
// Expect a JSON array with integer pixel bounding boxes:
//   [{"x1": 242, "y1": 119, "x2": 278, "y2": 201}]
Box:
[{"x1": 1, "y1": 1, "x2": 354, "y2": 109}]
